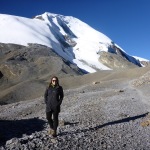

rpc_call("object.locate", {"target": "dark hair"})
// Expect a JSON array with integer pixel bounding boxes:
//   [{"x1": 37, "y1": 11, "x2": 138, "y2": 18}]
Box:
[{"x1": 49, "y1": 76, "x2": 59, "y2": 87}]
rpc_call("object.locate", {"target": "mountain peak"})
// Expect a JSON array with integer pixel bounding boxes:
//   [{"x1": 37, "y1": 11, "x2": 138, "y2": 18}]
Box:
[{"x1": 0, "y1": 12, "x2": 147, "y2": 72}]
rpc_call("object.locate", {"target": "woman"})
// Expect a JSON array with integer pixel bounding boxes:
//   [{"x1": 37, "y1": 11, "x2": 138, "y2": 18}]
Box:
[{"x1": 44, "y1": 76, "x2": 64, "y2": 137}]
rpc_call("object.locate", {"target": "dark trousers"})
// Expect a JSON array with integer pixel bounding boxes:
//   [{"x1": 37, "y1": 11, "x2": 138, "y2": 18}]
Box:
[{"x1": 46, "y1": 110, "x2": 59, "y2": 131}]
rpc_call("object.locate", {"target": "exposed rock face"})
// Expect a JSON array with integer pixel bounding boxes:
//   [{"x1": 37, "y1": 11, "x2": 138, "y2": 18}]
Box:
[
  {"x1": 0, "y1": 43, "x2": 84, "y2": 104},
  {"x1": 140, "y1": 61, "x2": 150, "y2": 67},
  {"x1": 99, "y1": 51, "x2": 139, "y2": 69}
]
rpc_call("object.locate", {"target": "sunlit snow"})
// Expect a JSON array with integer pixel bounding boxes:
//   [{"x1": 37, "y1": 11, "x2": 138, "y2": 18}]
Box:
[{"x1": 0, "y1": 13, "x2": 148, "y2": 72}]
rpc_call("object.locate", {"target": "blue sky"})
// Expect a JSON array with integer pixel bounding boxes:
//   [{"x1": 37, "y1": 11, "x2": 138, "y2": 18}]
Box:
[{"x1": 1, "y1": 0, "x2": 150, "y2": 60}]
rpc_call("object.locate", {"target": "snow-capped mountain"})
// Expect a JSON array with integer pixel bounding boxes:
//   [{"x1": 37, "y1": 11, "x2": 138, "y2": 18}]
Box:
[{"x1": 0, "y1": 12, "x2": 148, "y2": 72}]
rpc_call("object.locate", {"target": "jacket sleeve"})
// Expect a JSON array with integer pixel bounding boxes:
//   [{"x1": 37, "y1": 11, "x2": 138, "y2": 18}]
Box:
[
  {"x1": 44, "y1": 88, "x2": 48, "y2": 104},
  {"x1": 58, "y1": 86, "x2": 64, "y2": 105}
]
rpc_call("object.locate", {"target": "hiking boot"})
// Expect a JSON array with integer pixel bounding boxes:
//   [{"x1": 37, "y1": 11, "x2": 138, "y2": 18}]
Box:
[{"x1": 52, "y1": 130, "x2": 57, "y2": 137}]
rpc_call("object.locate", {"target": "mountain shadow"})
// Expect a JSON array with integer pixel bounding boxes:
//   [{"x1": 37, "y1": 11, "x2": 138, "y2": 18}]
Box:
[{"x1": 0, "y1": 118, "x2": 46, "y2": 146}]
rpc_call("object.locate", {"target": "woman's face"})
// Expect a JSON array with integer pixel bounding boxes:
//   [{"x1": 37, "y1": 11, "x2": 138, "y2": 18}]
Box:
[{"x1": 52, "y1": 78, "x2": 57, "y2": 86}]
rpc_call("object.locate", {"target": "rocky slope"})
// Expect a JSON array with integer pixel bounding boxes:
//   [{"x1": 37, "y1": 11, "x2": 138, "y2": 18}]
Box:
[
  {"x1": 0, "y1": 43, "x2": 84, "y2": 104},
  {"x1": 0, "y1": 67, "x2": 150, "y2": 149},
  {"x1": 99, "y1": 51, "x2": 138, "y2": 69}
]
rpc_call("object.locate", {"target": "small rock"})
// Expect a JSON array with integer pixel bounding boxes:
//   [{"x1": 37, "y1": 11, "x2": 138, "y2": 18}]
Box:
[
  {"x1": 92, "y1": 81, "x2": 100, "y2": 85},
  {"x1": 119, "y1": 90, "x2": 124, "y2": 92},
  {"x1": 140, "y1": 120, "x2": 150, "y2": 127},
  {"x1": 6, "y1": 138, "x2": 18, "y2": 145},
  {"x1": 29, "y1": 135, "x2": 34, "y2": 139},
  {"x1": 0, "y1": 146, "x2": 5, "y2": 150},
  {"x1": 59, "y1": 120, "x2": 65, "y2": 126},
  {"x1": 51, "y1": 138, "x2": 57, "y2": 143}
]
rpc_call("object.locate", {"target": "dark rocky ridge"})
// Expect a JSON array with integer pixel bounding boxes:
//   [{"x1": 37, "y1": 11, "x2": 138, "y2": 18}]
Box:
[{"x1": 0, "y1": 43, "x2": 84, "y2": 104}]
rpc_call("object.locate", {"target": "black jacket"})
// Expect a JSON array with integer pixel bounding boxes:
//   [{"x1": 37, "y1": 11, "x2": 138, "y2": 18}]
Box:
[{"x1": 44, "y1": 85, "x2": 64, "y2": 112}]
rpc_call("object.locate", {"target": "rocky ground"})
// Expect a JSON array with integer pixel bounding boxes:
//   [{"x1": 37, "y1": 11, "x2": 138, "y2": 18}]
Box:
[{"x1": 0, "y1": 67, "x2": 150, "y2": 149}]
